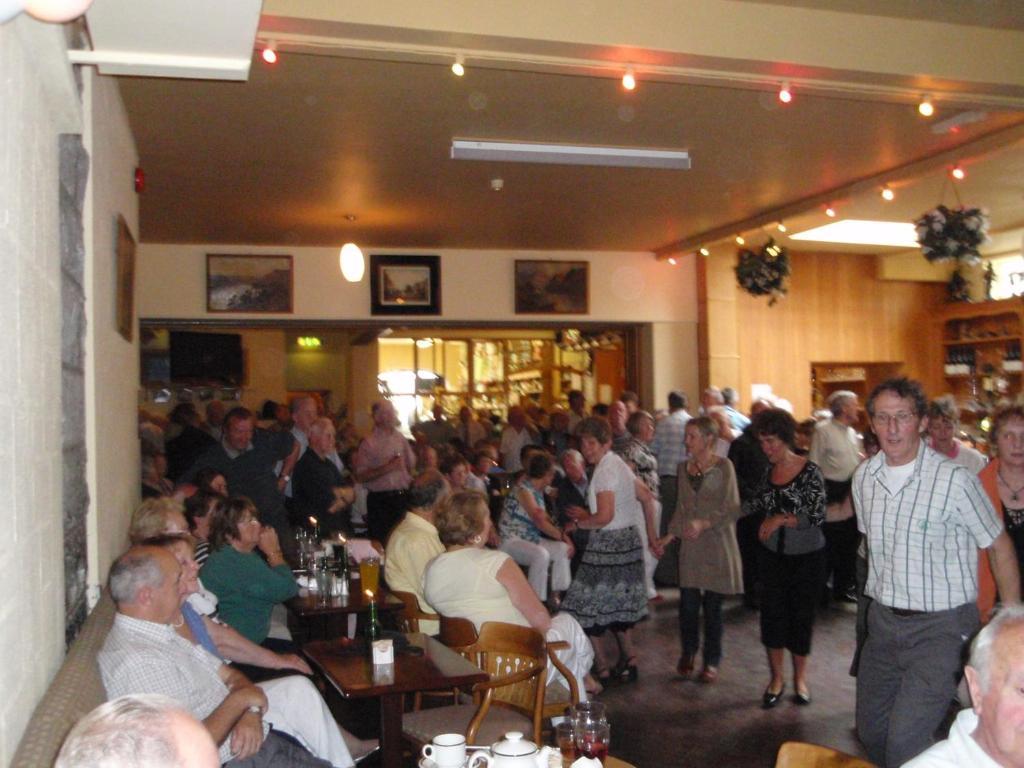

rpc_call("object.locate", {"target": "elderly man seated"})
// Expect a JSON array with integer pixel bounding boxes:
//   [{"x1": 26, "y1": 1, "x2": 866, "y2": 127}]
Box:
[
  {"x1": 99, "y1": 546, "x2": 375, "y2": 767},
  {"x1": 384, "y1": 469, "x2": 448, "y2": 634},
  {"x1": 902, "y1": 604, "x2": 1024, "y2": 768}
]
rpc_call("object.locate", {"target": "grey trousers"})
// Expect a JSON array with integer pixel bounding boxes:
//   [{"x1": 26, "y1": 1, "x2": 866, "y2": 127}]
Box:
[
  {"x1": 855, "y1": 601, "x2": 978, "y2": 768},
  {"x1": 230, "y1": 731, "x2": 335, "y2": 767}
]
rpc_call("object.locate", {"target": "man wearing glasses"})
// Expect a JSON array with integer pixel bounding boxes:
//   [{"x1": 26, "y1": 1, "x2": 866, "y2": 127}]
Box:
[{"x1": 852, "y1": 378, "x2": 1020, "y2": 768}]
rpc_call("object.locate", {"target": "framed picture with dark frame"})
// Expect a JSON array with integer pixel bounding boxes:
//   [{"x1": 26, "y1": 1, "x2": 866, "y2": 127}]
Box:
[
  {"x1": 370, "y1": 254, "x2": 441, "y2": 316},
  {"x1": 115, "y1": 214, "x2": 136, "y2": 341},
  {"x1": 514, "y1": 259, "x2": 589, "y2": 314},
  {"x1": 206, "y1": 254, "x2": 293, "y2": 313}
]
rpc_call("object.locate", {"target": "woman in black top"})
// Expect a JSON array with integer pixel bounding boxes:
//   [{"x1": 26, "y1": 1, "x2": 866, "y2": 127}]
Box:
[{"x1": 749, "y1": 409, "x2": 827, "y2": 708}]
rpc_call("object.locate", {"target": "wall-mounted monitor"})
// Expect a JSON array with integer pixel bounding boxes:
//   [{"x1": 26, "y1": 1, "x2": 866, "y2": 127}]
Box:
[{"x1": 169, "y1": 331, "x2": 243, "y2": 385}]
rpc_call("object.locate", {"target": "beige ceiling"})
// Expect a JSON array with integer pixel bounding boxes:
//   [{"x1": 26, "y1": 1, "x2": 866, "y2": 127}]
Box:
[{"x1": 110, "y1": 0, "x2": 1024, "y2": 256}]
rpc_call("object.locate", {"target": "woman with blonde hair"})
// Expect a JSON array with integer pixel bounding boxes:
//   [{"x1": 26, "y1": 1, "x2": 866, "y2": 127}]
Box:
[{"x1": 425, "y1": 490, "x2": 598, "y2": 696}]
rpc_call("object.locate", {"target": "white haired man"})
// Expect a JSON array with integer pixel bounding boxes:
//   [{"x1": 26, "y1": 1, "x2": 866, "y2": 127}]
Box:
[
  {"x1": 56, "y1": 694, "x2": 219, "y2": 768},
  {"x1": 903, "y1": 604, "x2": 1024, "y2": 767}
]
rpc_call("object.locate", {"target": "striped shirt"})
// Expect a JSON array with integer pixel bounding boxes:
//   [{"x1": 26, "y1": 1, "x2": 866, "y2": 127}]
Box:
[
  {"x1": 651, "y1": 410, "x2": 691, "y2": 477},
  {"x1": 853, "y1": 442, "x2": 1003, "y2": 612}
]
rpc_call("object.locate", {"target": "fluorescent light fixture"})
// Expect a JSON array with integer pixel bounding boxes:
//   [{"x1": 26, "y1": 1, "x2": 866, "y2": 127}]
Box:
[
  {"x1": 790, "y1": 219, "x2": 919, "y2": 248},
  {"x1": 451, "y1": 139, "x2": 690, "y2": 169}
]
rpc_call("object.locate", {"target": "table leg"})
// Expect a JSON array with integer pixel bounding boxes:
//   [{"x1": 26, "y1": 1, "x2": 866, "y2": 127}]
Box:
[{"x1": 378, "y1": 692, "x2": 405, "y2": 768}]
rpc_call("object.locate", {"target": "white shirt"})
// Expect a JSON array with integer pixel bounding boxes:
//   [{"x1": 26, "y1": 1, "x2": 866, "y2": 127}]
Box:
[
  {"x1": 589, "y1": 450, "x2": 643, "y2": 531},
  {"x1": 500, "y1": 426, "x2": 535, "y2": 473},
  {"x1": 901, "y1": 708, "x2": 998, "y2": 768},
  {"x1": 808, "y1": 418, "x2": 862, "y2": 482}
]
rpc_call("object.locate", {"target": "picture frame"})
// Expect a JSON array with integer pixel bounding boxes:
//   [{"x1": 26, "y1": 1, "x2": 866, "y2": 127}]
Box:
[
  {"x1": 514, "y1": 259, "x2": 589, "y2": 314},
  {"x1": 206, "y1": 254, "x2": 293, "y2": 313},
  {"x1": 369, "y1": 254, "x2": 441, "y2": 316},
  {"x1": 115, "y1": 214, "x2": 136, "y2": 341}
]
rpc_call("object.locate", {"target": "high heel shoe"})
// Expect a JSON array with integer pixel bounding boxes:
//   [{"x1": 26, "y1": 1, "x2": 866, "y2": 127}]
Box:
[
  {"x1": 619, "y1": 657, "x2": 638, "y2": 683},
  {"x1": 793, "y1": 685, "x2": 811, "y2": 705},
  {"x1": 762, "y1": 683, "x2": 785, "y2": 709}
]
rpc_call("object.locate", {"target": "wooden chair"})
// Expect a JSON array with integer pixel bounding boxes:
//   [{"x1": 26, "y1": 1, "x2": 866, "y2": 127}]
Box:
[
  {"x1": 402, "y1": 619, "x2": 547, "y2": 747},
  {"x1": 774, "y1": 742, "x2": 877, "y2": 768},
  {"x1": 389, "y1": 589, "x2": 440, "y2": 634}
]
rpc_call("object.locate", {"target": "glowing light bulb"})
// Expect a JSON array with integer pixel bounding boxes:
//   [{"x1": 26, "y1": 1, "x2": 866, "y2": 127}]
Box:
[
  {"x1": 918, "y1": 97, "x2": 934, "y2": 117},
  {"x1": 825, "y1": 206, "x2": 836, "y2": 218},
  {"x1": 881, "y1": 186, "x2": 895, "y2": 201},
  {"x1": 261, "y1": 47, "x2": 278, "y2": 64},
  {"x1": 951, "y1": 165, "x2": 966, "y2": 181},
  {"x1": 777, "y1": 222, "x2": 787, "y2": 233},
  {"x1": 451, "y1": 55, "x2": 465, "y2": 77},
  {"x1": 699, "y1": 247, "x2": 710, "y2": 257},
  {"x1": 23, "y1": 0, "x2": 93, "y2": 22},
  {"x1": 778, "y1": 82, "x2": 792, "y2": 104},
  {"x1": 339, "y1": 243, "x2": 365, "y2": 282},
  {"x1": 735, "y1": 235, "x2": 746, "y2": 246},
  {"x1": 667, "y1": 257, "x2": 677, "y2": 266},
  {"x1": 622, "y1": 67, "x2": 636, "y2": 91}
]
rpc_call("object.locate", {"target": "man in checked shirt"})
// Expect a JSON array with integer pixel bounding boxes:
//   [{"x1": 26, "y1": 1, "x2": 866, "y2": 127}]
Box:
[{"x1": 853, "y1": 377, "x2": 1020, "y2": 768}]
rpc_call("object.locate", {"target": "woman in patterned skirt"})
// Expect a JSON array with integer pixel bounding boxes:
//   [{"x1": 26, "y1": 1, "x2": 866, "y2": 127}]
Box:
[{"x1": 562, "y1": 416, "x2": 663, "y2": 684}]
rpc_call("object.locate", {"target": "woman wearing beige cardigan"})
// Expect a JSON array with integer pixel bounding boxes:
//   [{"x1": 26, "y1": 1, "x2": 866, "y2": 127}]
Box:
[{"x1": 662, "y1": 416, "x2": 742, "y2": 684}]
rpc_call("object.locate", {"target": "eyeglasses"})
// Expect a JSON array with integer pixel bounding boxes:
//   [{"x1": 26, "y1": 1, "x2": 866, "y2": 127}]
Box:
[
  {"x1": 240, "y1": 518, "x2": 261, "y2": 527},
  {"x1": 871, "y1": 412, "x2": 917, "y2": 428}
]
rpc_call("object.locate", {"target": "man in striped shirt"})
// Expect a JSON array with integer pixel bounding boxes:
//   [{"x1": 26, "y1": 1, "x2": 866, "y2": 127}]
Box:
[{"x1": 852, "y1": 377, "x2": 1020, "y2": 768}]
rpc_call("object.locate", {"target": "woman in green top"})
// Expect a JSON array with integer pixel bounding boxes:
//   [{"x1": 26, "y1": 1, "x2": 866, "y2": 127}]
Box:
[{"x1": 200, "y1": 495, "x2": 299, "y2": 648}]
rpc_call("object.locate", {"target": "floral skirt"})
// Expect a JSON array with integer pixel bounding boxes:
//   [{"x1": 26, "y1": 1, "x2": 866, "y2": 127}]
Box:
[{"x1": 561, "y1": 525, "x2": 647, "y2": 635}]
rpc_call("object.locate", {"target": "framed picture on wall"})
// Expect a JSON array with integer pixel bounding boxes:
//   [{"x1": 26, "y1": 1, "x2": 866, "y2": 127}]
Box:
[
  {"x1": 369, "y1": 254, "x2": 441, "y2": 316},
  {"x1": 115, "y1": 214, "x2": 136, "y2": 341},
  {"x1": 514, "y1": 259, "x2": 589, "y2": 314},
  {"x1": 206, "y1": 254, "x2": 293, "y2": 313}
]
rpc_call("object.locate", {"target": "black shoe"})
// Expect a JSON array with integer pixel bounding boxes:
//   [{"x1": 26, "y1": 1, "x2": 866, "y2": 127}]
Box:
[
  {"x1": 762, "y1": 684, "x2": 785, "y2": 709},
  {"x1": 835, "y1": 590, "x2": 858, "y2": 604},
  {"x1": 793, "y1": 687, "x2": 812, "y2": 705}
]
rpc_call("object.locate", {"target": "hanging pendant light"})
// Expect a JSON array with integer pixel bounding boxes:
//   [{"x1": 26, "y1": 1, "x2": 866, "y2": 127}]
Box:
[{"x1": 339, "y1": 242, "x2": 365, "y2": 282}]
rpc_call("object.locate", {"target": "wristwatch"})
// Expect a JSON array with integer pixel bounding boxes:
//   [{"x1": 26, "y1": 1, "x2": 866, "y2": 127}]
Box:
[
  {"x1": 247, "y1": 704, "x2": 264, "y2": 716},
  {"x1": 280, "y1": 474, "x2": 291, "y2": 483}
]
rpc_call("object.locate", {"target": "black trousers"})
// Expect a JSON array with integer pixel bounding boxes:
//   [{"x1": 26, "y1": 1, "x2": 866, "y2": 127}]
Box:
[
  {"x1": 823, "y1": 516, "x2": 859, "y2": 597},
  {"x1": 758, "y1": 547, "x2": 825, "y2": 656},
  {"x1": 365, "y1": 489, "x2": 409, "y2": 545},
  {"x1": 736, "y1": 511, "x2": 764, "y2": 601}
]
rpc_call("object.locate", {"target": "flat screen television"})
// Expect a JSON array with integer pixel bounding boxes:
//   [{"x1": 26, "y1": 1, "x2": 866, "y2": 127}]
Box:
[{"x1": 169, "y1": 331, "x2": 243, "y2": 385}]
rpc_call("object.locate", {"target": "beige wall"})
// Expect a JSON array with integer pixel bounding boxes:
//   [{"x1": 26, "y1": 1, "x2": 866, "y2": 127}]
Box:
[
  {"x1": 83, "y1": 69, "x2": 142, "y2": 592},
  {"x1": 138, "y1": 245, "x2": 698, "y2": 324},
  {"x1": 0, "y1": 17, "x2": 80, "y2": 762}
]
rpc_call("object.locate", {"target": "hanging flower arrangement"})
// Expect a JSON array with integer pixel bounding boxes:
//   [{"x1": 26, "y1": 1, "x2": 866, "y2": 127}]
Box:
[
  {"x1": 735, "y1": 238, "x2": 790, "y2": 306},
  {"x1": 915, "y1": 205, "x2": 989, "y2": 265}
]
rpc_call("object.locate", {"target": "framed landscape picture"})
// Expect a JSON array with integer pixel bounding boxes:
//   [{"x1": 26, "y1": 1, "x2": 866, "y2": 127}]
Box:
[
  {"x1": 514, "y1": 259, "x2": 589, "y2": 314},
  {"x1": 206, "y1": 254, "x2": 293, "y2": 313},
  {"x1": 370, "y1": 254, "x2": 441, "y2": 316}
]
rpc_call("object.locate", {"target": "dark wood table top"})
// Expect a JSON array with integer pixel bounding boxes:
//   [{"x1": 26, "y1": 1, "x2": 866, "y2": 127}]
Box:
[
  {"x1": 304, "y1": 633, "x2": 488, "y2": 698},
  {"x1": 287, "y1": 585, "x2": 403, "y2": 618}
]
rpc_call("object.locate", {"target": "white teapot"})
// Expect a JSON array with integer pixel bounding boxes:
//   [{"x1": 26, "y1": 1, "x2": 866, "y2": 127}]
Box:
[{"x1": 468, "y1": 731, "x2": 556, "y2": 768}]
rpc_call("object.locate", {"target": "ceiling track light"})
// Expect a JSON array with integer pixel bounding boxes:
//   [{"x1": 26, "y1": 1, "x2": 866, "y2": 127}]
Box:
[
  {"x1": 950, "y1": 164, "x2": 966, "y2": 180},
  {"x1": 451, "y1": 54, "x2": 465, "y2": 77},
  {"x1": 778, "y1": 82, "x2": 793, "y2": 104},
  {"x1": 667, "y1": 257, "x2": 677, "y2": 265},
  {"x1": 881, "y1": 185, "x2": 895, "y2": 201},
  {"x1": 622, "y1": 66, "x2": 636, "y2": 91},
  {"x1": 825, "y1": 205, "x2": 836, "y2": 218},
  {"x1": 735, "y1": 235, "x2": 746, "y2": 246},
  {"x1": 261, "y1": 46, "x2": 278, "y2": 64},
  {"x1": 699, "y1": 247, "x2": 710, "y2": 257},
  {"x1": 918, "y1": 95, "x2": 935, "y2": 117},
  {"x1": 776, "y1": 222, "x2": 787, "y2": 233}
]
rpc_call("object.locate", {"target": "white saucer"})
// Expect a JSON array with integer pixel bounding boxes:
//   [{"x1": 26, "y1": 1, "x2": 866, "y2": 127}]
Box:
[{"x1": 419, "y1": 758, "x2": 472, "y2": 768}]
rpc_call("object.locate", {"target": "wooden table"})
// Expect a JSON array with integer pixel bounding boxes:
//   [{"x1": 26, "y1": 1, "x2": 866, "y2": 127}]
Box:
[
  {"x1": 287, "y1": 585, "x2": 403, "y2": 641},
  {"x1": 305, "y1": 633, "x2": 488, "y2": 768}
]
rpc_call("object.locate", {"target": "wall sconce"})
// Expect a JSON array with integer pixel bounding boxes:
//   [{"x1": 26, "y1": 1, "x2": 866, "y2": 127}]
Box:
[
  {"x1": 297, "y1": 336, "x2": 322, "y2": 349},
  {"x1": 2, "y1": 0, "x2": 94, "y2": 24}
]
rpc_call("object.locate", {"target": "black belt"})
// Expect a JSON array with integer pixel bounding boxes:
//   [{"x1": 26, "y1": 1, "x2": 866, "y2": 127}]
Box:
[
  {"x1": 368, "y1": 489, "x2": 407, "y2": 496},
  {"x1": 885, "y1": 605, "x2": 928, "y2": 617}
]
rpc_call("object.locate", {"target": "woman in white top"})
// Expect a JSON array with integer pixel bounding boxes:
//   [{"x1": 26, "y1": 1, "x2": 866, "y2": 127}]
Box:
[
  {"x1": 424, "y1": 490, "x2": 598, "y2": 696},
  {"x1": 560, "y1": 417, "x2": 662, "y2": 685}
]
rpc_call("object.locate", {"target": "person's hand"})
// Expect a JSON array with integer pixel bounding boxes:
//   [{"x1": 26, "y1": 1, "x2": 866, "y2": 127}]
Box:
[
  {"x1": 682, "y1": 520, "x2": 705, "y2": 541},
  {"x1": 565, "y1": 505, "x2": 588, "y2": 520},
  {"x1": 276, "y1": 475, "x2": 289, "y2": 492},
  {"x1": 257, "y1": 526, "x2": 282, "y2": 557},
  {"x1": 649, "y1": 539, "x2": 666, "y2": 558},
  {"x1": 758, "y1": 516, "x2": 784, "y2": 543},
  {"x1": 563, "y1": 538, "x2": 575, "y2": 559},
  {"x1": 229, "y1": 711, "x2": 264, "y2": 759},
  {"x1": 277, "y1": 653, "x2": 313, "y2": 675},
  {"x1": 386, "y1": 454, "x2": 404, "y2": 472}
]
